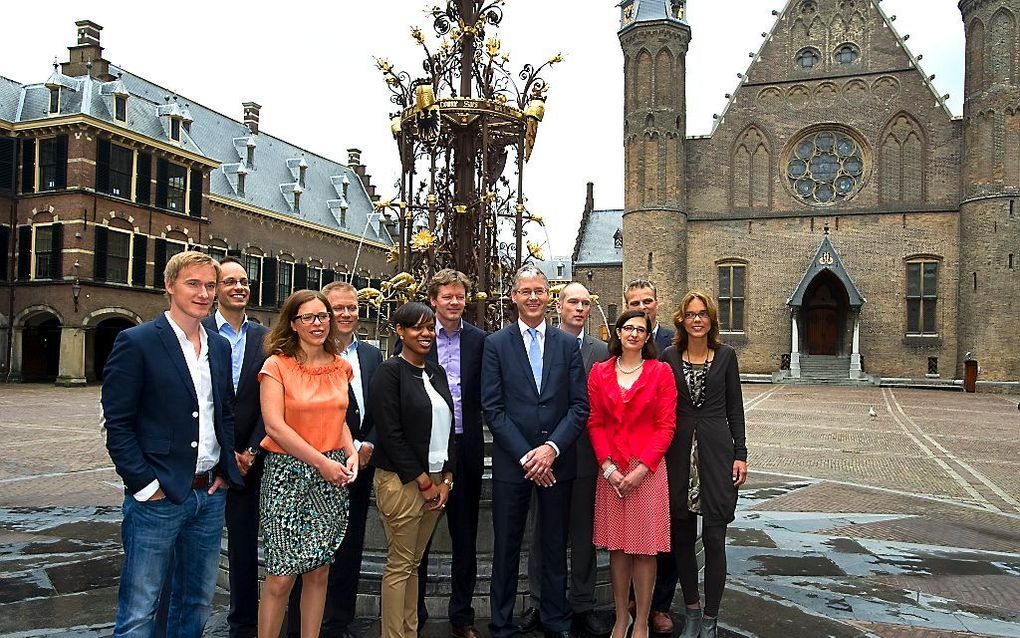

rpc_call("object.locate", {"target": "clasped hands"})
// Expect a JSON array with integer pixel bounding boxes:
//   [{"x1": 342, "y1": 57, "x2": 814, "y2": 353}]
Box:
[
  {"x1": 417, "y1": 475, "x2": 451, "y2": 511},
  {"x1": 604, "y1": 461, "x2": 649, "y2": 498},
  {"x1": 522, "y1": 443, "x2": 557, "y2": 487},
  {"x1": 317, "y1": 451, "x2": 359, "y2": 488}
]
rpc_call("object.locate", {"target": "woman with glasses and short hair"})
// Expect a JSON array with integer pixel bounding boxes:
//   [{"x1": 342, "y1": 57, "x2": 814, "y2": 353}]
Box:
[
  {"x1": 256, "y1": 290, "x2": 359, "y2": 638},
  {"x1": 369, "y1": 302, "x2": 456, "y2": 638},
  {"x1": 587, "y1": 309, "x2": 677, "y2": 638},
  {"x1": 661, "y1": 291, "x2": 748, "y2": 638}
]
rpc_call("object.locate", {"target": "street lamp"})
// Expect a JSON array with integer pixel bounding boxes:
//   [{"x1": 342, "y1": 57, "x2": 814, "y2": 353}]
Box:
[{"x1": 71, "y1": 278, "x2": 82, "y2": 313}]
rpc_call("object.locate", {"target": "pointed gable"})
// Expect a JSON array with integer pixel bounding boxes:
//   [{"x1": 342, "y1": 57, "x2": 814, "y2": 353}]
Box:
[{"x1": 788, "y1": 231, "x2": 865, "y2": 308}]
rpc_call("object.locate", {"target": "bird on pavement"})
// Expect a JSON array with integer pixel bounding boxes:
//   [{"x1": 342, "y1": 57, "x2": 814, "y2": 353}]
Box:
[{"x1": 868, "y1": 406, "x2": 877, "y2": 420}]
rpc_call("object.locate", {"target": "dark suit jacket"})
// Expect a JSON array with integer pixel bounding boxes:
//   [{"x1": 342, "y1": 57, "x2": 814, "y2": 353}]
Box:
[
  {"x1": 654, "y1": 324, "x2": 676, "y2": 354},
  {"x1": 369, "y1": 357, "x2": 457, "y2": 483},
  {"x1": 201, "y1": 315, "x2": 269, "y2": 453},
  {"x1": 346, "y1": 340, "x2": 383, "y2": 444},
  {"x1": 102, "y1": 313, "x2": 243, "y2": 504},
  {"x1": 481, "y1": 323, "x2": 589, "y2": 483},
  {"x1": 576, "y1": 333, "x2": 610, "y2": 477}
]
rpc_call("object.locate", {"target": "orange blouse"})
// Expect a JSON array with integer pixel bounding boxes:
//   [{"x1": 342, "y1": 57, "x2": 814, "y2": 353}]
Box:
[{"x1": 258, "y1": 354, "x2": 353, "y2": 454}]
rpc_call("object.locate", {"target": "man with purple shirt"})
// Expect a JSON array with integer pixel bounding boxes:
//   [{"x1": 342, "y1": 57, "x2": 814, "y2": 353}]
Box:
[{"x1": 413, "y1": 269, "x2": 487, "y2": 638}]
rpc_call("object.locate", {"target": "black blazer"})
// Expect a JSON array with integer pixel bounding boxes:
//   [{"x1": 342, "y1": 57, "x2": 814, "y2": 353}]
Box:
[
  {"x1": 369, "y1": 357, "x2": 457, "y2": 484},
  {"x1": 576, "y1": 333, "x2": 610, "y2": 477},
  {"x1": 481, "y1": 323, "x2": 589, "y2": 483},
  {"x1": 201, "y1": 315, "x2": 269, "y2": 452},
  {"x1": 654, "y1": 324, "x2": 676, "y2": 354},
  {"x1": 102, "y1": 313, "x2": 243, "y2": 504},
  {"x1": 346, "y1": 340, "x2": 383, "y2": 443}
]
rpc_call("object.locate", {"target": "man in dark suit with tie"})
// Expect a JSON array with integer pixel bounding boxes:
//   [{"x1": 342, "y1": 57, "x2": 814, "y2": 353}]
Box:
[
  {"x1": 287, "y1": 281, "x2": 383, "y2": 638},
  {"x1": 483, "y1": 265, "x2": 589, "y2": 638},
  {"x1": 103, "y1": 251, "x2": 243, "y2": 638},
  {"x1": 522, "y1": 282, "x2": 611, "y2": 636},
  {"x1": 410, "y1": 269, "x2": 487, "y2": 638},
  {"x1": 624, "y1": 279, "x2": 677, "y2": 634},
  {"x1": 200, "y1": 256, "x2": 269, "y2": 638}
]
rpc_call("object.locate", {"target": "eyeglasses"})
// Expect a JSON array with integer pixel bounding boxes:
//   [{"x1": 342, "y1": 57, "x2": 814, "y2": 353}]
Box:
[
  {"x1": 619, "y1": 325, "x2": 648, "y2": 335},
  {"x1": 293, "y1": 312, "x2": 331, "y2": 325},
  {"x1": 684, "y1": 311, "x2": 710, "y2": 321},
  {"x1": 515, "y1": 288, "x2": 548, "y2": 298},
  {"x1": 220, "y1": 277, "x2": 250, "y2": 288}
]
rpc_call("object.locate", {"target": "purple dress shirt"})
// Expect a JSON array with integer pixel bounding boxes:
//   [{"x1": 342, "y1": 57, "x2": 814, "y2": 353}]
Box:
[{"x1": 436, "y1": 321, "x2": 464, "y2": 435}]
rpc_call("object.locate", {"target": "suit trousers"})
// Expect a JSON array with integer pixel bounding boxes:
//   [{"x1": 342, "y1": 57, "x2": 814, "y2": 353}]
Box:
[
  {"x1": 225, "y1": 463, "x2": 262, "y2": 638},
  {"x1": 489, "y1": 478, "x2": 572, "y2": 638},
  {"x1": 285, "y1": 466, "x2": 375, "y2": 638},
  {"x1": 651, "y1": 546, "x2": 679, "y2": 612},
  {"x1": 375, "y1": 469, "x2": 443, "y2": 638},
  {"x1": 527, "y1": 472, "x2": 598, "y2": 613},
  {"x1": 417, "y1": 434, "x2": 484, "y2": 627}
]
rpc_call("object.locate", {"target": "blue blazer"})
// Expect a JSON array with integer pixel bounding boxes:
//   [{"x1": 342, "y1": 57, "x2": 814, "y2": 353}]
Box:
[
  {"x1": 348, "y1": 340, "x2": 383, "y2": 443},
  {"x1": 481, "y1": 323, "x2": 589, "y2": 483},
  {"x1": 103, "y1": 313, "x2": 243, "y2": 504},
  {"x1": 655, "y1": 324, "x2": 676, "y2": 354}
]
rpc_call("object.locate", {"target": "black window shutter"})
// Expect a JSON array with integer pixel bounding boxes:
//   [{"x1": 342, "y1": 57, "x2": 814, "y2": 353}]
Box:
[
  {"x1": 189, "y1": 168, "x2": 203, "y2": 217},
  {"x1": 0, "y1": 225, "x2": 9, "y2": 280},
  {"x1": 93, "y1": 226, "x2": 108, "y2": 282},
  {"x1": 54, "y1": 135, "x2": 68, "y2": 189},
  {"x1": 49, "y1": 223, "x2": 63, "y2": 280},
  {"x1": 135, "y1": 152, "x2": 152, "y2": 204},
  {"x1": 96, "y1": 139, "x2": 111, "y2": 193},
  {"x1": 321, "y1": 269, "x2": 335, "y2": 285},
  {"x1": 227, "y1": 248, "x2": 242, "y2": 257},
  {"x1": 262, "y1": 257, "x2": 278, "y2": 307},
  {"x1": 132, "y1": 234, "x2": 147, "y2": 287},
  {"x1": 17, "y1": 226, "x2": 31, "y2": 280},
  {"x1": 0, "y1": 137, "x2": 15, "y2": 192},
  {"x1": 294, "y1": 263, "x2": 308, "y2": 291},
  {"x1": 155, "y1": 158, "x2": 168, "y2": 209},
  {"x1": 153, "y1": 238, "x2": 168, "y2": 287},
  {"x1": 21, "y1": 139, "x2": 35, "y2": 193}
]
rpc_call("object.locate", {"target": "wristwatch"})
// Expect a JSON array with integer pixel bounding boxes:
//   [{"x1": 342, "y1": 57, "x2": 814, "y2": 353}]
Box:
[
  {"x1": 442, "y1": 477, "x2": 454, "y2": 491},
  {"x1": 245, "y1": 446, "x2": 261, "y2": 459}
]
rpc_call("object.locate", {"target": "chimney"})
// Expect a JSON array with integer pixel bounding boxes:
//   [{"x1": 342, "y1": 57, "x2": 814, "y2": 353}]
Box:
[
  {"x1": 347, "y1": 148, "x2": 376, "y2": 199},
  {"x1": 242, "y1": 102, "x2": 261, "y2": 135},
  {"x1": 585, "y1": 182, "x2": 595, "y2": 214},
  {"x1": 62, "y1": 20, "x2": 112, "y2": 80}
]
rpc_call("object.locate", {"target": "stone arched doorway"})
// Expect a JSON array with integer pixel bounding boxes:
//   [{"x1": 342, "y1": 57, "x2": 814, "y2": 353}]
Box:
[
  {"x1": 91, "y1": 317, "x2": 136, "y2": 381},
  {"x1": 21, "y1": 312, "x2": 62, "y2": 382},
  {"x1": 803, "y1": 270, "x2": 849, "y2": 355}
]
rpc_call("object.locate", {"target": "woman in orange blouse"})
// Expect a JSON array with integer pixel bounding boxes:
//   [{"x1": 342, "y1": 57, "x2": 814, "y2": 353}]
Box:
[
  {"x1": 257, "y1": 290, "x2": 359, "y2": 638},
  {"x1": 587, "y1": 310, "x2": 677, "y2": 638}
]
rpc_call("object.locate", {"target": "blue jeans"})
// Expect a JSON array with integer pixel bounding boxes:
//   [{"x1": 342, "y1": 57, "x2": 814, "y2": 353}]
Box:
[{"x1": 114, "y1": 488, "x2": 227, "y2": 638}]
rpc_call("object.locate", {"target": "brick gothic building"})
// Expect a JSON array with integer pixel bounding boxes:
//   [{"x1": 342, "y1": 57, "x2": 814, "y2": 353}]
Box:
[
  {"x1": 0, "y1": 20, "x2": 395, "y2": 385},
  {"x1": 574, "y1": 0, "x2": 1019, "y2": 383}
]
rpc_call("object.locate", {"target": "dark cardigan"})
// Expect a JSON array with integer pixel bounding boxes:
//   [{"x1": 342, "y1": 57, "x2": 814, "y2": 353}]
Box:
[{"x1": 368, "y1": 356, "x2": 457, "y2": 484}]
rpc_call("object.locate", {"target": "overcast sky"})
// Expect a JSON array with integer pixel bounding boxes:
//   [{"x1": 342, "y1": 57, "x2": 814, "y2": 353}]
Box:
[{"x1": 6, "y1": 1, "x2": 964, "y2": 257}]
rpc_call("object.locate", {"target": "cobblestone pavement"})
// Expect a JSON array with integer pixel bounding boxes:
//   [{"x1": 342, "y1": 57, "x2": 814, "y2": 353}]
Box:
[{"x1": 1, "y1": 384, "x2": 1018, "y2": 637}]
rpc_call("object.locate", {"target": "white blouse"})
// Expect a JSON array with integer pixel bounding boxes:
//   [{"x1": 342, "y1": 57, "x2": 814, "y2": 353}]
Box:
[{"x1": 422, "y1": 371, "x2": 452, "y2": 472}]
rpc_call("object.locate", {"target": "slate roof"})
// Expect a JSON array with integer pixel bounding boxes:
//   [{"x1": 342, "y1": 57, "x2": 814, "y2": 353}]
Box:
[
  {"x1": 619, "y1": 0, "x2": 686, "y2": 31},
  {"x1": 574, "y1": 208, "x2": 624, "y2": 266},
  {"x1": 534, "y1": 256, "x2": 573, "y2": 282},
  {"x1": 1, "y1": 65, "x2": 392, "y2": 246}
]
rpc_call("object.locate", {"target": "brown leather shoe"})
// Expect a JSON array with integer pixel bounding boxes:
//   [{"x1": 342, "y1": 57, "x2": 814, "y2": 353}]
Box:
[
  {"x1": 450, "y1": 626, "x2": 481, "y2": 638},
  {"x1": 649, "y1": 610, "x2": 674, "y2": 635}
]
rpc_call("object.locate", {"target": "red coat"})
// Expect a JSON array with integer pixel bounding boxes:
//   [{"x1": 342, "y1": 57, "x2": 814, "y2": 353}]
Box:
[{"x1": 586, "y1": 357, "x2": 677, "y2": 471}]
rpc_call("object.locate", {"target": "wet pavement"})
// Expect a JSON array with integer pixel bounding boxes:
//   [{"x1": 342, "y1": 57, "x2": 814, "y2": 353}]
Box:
[{"x1": 1, "y1": 384, "x2": 1018, "y2": 637}]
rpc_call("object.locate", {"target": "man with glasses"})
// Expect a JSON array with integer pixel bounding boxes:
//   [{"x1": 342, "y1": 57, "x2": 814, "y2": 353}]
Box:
[
  {"x1": 483, "y1": 266, "x2": 589, "y2": 638},
  {"x1": 103, "y1": 251, "x2": 242, "y2": 638},
  {"x1": 200, "y1": 256, "x2": 268, "y2": 638}
]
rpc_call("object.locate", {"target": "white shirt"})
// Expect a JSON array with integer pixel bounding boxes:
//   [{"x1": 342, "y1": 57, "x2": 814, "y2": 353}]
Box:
[
  {"x1": 514, "y1": 318, "x2": 559, "y2": 462},
  {"x1": 134, "y1": 313, "x2": 221, "y2": 501},
  {"x1": 422, "y1": 371, "x2": 452, "y2": 472},
  {"x1": 340, "y1": 337, "x2": 367, "y2": 452}
]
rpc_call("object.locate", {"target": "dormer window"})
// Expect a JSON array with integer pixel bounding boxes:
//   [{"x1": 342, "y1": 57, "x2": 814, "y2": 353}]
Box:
[
  {"x1": 183, "y1": 120, "x2": 191, "y2": 135},
  {"x1": 170, "y1": 118, "x2": 181, "y2": 142},
  {"x1": 246, "y1": 138, "x2": 256, "y2": 168},
  {"x1": 115, "y1": 95, "x2": 127, "y2": 122},
  {"x1": 342, "y1": 175, "x2": 350, "y2": 198},
  {"x1": 293, "y1": 187, "x2": 302, "y2": 214},
  {"x1": 796, "y1": 47, "x2": 820, "y2": 70},
  {"x1": 237, "y1": 166, "x2": 247, "y2": 197},
  {"x1": 49, "y1": 88, "x2": 60, "y2": 114}
]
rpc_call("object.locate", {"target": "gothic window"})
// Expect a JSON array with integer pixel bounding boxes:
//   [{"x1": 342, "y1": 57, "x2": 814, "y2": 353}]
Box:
[
  {"x1": 1006, "y1": 109, "x2": 1020, "y2": 185},
  {"x1": 800, "y1": 0, "x2": 817, "y2": 14},
  {"x1": 966, "y1": 19, "x2": 986, "y2": 94},
  {"x1": 879, "y1": 114, "x2": 925, "y2": 204},
  {"x1": 990, "y1": 9, "x2": 1016, "y2": 83},
  {"x1": 787, "y1": 129, "x2": 866, "y2": 205},
  {"x1": 834, "y1": 43, "x2": 860, "y2": 65},
  {"x1": 636, "y1": 50, "x2": 653, "y2": 107},
  {"x1": 718, "y1": 263, "x2": 746, "y2": 333},
  {"x1": 733, "y1": 126, "x2": 772, "y2": 210},
  {"x1": 906, "y1": 259, "x2": 938, "y2": 335},
  {"x1": 655, "y1": 49, "x2": 674, "y2": 107},
  {"x1": 796, "y1": 47, "x2": 820, "y2": 70}
]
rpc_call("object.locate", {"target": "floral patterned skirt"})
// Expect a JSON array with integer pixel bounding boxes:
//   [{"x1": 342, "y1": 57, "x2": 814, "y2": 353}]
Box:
[{"x1": 261, "y1": 449, "x2": 350, "y2": 576}]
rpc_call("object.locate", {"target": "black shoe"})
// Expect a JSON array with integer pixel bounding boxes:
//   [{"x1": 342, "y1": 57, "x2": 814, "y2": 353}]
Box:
[
  {"x1": 519, "y1": 607, "x2": 541, "y2": 633},
  {"x1": 575, "y1": 611, "x2": 612, "y2": 637}
]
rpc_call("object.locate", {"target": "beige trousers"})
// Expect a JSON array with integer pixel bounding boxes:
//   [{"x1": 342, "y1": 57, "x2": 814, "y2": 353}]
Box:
[{"x1": 374, "y1": 469, "x2": 443, "y2": 638}]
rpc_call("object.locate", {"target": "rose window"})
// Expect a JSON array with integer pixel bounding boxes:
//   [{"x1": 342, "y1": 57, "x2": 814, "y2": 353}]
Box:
[{"x1": 787, "y1": 130, "x2": 866, "y2": 204}]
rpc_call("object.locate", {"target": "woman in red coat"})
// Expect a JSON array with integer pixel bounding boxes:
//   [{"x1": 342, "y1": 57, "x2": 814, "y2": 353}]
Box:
[{"x1": 588, "y1": 309, "x2": 678, "y2": 638}]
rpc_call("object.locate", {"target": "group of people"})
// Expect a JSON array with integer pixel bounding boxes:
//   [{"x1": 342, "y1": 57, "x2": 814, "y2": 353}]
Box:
[{"x1": 101, "y1": 250, "x2": 747, "y2": 638}]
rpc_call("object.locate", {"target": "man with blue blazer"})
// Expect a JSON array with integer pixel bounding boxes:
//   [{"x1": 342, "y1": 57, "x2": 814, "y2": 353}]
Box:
[
  {"x1": 412, "y1": 269, "x2": 488, "y2": 638},
  {"x1": 624, "y1": 279, "x2": 677, "y2": 634},
  {"x1": 287, "y1": 281, "x2": 383, "y2": 638},
  {"x1": 201, "y1": 256, "x2": 268, "y2": 638},
  {"x1": 103, "y1": 251, "x2": 242, "y2": 638},
  {"x1": 483, "y1": 265, "x2": 589, "y2": 638}
]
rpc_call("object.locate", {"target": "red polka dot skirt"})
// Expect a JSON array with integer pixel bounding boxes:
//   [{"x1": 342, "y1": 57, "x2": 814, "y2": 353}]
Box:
[{"x1": 593, "y1": 458, "x2": 671, "y2": 555}]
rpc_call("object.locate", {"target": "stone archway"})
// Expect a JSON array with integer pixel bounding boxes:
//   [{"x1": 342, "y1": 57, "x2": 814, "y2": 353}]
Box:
[
  {"x1": 802, "y1": 270, "x2": 849, "y2": 355},
  {"x1": 83, "y1": 308, "x2": 143, "y2": 382},
  {"x1": 16, "y1": 308, "x2": 63, "y2": 382}
]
